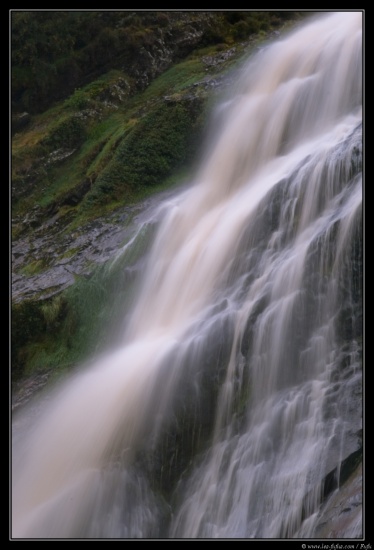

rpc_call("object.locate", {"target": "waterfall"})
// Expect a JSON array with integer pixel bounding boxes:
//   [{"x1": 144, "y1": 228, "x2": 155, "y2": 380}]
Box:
[{"x1": 12, "y1": 11, "x2": 362, "y2": 539}]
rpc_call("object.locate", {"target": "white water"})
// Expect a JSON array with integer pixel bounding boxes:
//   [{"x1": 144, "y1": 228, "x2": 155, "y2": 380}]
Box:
[{"x1": 12, "y1": 12, "x2": 362, "y2": 539}]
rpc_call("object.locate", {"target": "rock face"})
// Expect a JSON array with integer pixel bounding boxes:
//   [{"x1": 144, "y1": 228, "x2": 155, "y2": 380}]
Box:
[
  {"x1": 314, "y1": 460, "x2": 363, "y2": 538},
  {"x1": 12, "y1": 185, "x2": 181, "y2": 303},
  {"x1": 12, "y1": 210, "x2": 130, "y2": 302},
  {"x1": 125, "y1": 13, "x2": 217, "y2": 91}
]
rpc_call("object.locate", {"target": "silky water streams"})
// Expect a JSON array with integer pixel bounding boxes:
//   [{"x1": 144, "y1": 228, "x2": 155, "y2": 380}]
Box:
[{"x1": 12, "y1": 12, "x2": 363, "y2": 539}]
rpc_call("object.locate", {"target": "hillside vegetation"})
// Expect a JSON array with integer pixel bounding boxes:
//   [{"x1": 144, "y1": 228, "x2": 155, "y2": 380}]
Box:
[{"x1": 11, "y1": 10, "x2": 307, "y2": 390}]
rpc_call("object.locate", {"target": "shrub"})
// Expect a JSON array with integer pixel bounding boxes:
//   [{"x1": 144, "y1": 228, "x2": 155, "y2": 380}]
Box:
[
  {"x1": 11, "y1": 300, "x2": 46, "y2": 381},
  {"x1": 42, "y1": 115, "x2": 86, "y2": 150},
  {"x1": 84, "y1": 100, "x2": 202, "y2": 206}
]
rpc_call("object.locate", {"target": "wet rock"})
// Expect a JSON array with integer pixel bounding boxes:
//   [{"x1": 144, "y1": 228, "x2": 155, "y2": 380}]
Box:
[
  {"x1": 43, "y1": 148, "x2": 77, "y2": 167},
  {"x1": 98, "y1": 77, "x2": 131, "y2": 106},
  {"x1": 202, "y1": 47, "x2": 237, "y2": 67},
  {"x1": 12, "y1": 371, "x2": 52, "y2": 412},
  {"x1": 314, "y1": 461, "x2": 362, "y2": 538},
  {"x1": 11, "y1": 219, "x2": 129, "y2": 301},
  {"x1": 11, "y1": 186, "x2": 182, "y2": 303}
]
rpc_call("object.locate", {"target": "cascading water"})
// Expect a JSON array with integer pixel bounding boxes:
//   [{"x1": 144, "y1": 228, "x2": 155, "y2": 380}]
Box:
[{"x1": 12, "y1": 12, "x2": 363, "y2": 539}]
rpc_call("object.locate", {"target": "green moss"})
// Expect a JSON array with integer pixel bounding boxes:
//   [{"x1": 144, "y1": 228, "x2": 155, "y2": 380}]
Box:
[
  {"x1": 140, "y1": 58, "x2": 205, "y2": 101},
  {"x1": 20, "y1": 258, "x2": 48, "y2": 276},
  {"x1": 83, "y1": 100, "x2": 202, "y2": 208},
  {"x1": 57, "y1": 247, "x2": 80, "y2": 261},
  {"x1": 41, "y1": 294, "x2": 67, "y2": 326}
]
